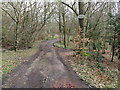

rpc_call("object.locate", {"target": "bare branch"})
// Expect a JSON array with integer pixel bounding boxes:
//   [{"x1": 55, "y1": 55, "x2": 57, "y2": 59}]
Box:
[
  {"x1": 92, "y1": 3, "x2": 107, "y2": 31},
  {"x1": 61, "y1": 2, "x2": 78, "y2": 16},
  {"x1": 72, "y1": 2, "x2": 76, "y2": 8},
  {"x1": 2, "y1": 8, "x2": 17, "y2": 22}
]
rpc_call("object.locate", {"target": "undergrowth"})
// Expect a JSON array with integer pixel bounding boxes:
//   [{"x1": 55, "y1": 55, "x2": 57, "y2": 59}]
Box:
[{"x1": 69, "y1": 56, "x2": 118, "y2": 88}]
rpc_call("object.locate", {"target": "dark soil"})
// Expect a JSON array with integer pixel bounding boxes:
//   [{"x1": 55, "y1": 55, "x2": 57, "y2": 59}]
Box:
[{"x1": 2, "y1": 39, "x2": 95, "y2": 88}]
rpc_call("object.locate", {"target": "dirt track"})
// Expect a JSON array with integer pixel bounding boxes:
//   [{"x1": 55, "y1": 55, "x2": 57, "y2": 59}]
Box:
[{"x1": 2, "y1": 39, "x2": 94, "y2": 88}]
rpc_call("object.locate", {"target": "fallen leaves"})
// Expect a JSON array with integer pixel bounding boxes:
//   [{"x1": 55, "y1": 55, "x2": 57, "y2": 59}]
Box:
[
  {"x1": 68, "y1": 56, "x2": 118, "y2": 88},
  {"x1": 53, "y1": 80, "x2": 77, "y2": 88}
]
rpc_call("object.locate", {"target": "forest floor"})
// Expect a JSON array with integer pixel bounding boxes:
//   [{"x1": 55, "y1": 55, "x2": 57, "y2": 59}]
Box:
[
  {"x1": 54, "y1": 41, "x2": 119, "y2": 88},
  {"x1": 2, "y1": 39, "x2": 93, "y2": 88},
  {"x1": 68, "y1": 56, "x2": 118, "y2": 88}
]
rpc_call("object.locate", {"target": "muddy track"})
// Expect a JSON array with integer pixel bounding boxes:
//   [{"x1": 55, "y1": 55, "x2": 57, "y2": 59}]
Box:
[{"x1": 2, "y1": 39, "x2": 96, "y2": 88}]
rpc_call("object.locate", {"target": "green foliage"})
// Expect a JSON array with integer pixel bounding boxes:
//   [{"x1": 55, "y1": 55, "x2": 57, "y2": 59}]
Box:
[
  {"x1": 84, "y1": 52, "x2": 91, "y2": 56},
  {"x1": 79, "y1": 50, "x2": 91, "y2": 57},
  {"x1": 108, "y1": 13, "x2": 114, "y2": 17},
  {"x1": 95, "y1": 62, "x2": 106, "y2": 71},
  {"x1": 108, "y1": 14, "x2": 120, "y2": 32},
  {"x1": 53, "y1": 34, "x2": 59, "y2": 39},
  {"x1": 69, "y1": 35, "x2": 74, "y2": 41},
  {"x1": 54, "y1": 42, "x2": 64, "y2": 48},
  {"x1": 54, "y1": 40, "x2": 76, "y2": 49},
  {"x1": 107, "y1": 13, "x2": 120, "y2": 59},
  {"x1": 88, "y1": 51, "x2": 103, "y2": 62}
]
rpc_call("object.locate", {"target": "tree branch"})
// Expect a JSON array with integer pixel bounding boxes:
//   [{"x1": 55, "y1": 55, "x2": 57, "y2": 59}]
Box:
[
  {"x1": 61, "y1": 2, "x2": 78, "y2": 16},
  {"x1": 2, "y1": 8, "x2": 17, "y2": 22}
]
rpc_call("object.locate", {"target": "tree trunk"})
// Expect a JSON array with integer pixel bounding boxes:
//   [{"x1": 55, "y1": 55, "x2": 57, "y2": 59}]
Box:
[
  {"x1": 117, "y1": 1, "x2": 120, "y2": 60},
  {"x1": 58, "y1": 2, "x2": 62, "y2": 42},
  {"x1": 62, "y1": 12, "x2": 66, "y2": 48},
  {"x1": 78, "y1": 2, "x2": 84, "y2": 60},
  {"x1": 44, "y1": 2, "x2": 47, "y2": 24},
  {"x1": 111, "y1": 31, "x2": 116, "y2": 62},
  {"x1": 118, "y1": 30, "x2": 120, "y2": 60},
  {"x1": 78, "y1": 2, "x2": 84, "y2": 30},
  {"x1": 78, "y1": 2, "x2": 84, "y2": 49},
  {"x1": 14, "y1": 22, "x2": 18, "y2": 52}
]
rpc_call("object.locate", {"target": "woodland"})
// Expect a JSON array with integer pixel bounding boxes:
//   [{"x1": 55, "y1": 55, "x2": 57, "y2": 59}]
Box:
[{"x1": 1, "y1": 0, "x2": 120, "y2": 88}]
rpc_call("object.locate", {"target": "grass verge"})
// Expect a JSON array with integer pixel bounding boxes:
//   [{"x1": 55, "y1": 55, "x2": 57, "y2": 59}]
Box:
[
  {"x1": 2, "y1": 40, "x2": 41, "y2": 76},
  {"x1": 54, "y1": 41, "x2": 76, "y2": 49}
]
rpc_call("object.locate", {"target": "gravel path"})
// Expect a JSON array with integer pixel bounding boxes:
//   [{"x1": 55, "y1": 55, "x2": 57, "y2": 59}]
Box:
[{"x1": 2, "y1": 39, "x2": 93, "y2": 88}]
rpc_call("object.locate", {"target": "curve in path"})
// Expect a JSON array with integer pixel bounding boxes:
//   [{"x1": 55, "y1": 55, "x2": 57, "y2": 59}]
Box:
[{"x1": 2, "y1": 39, "x2": 93, "y2": 88}]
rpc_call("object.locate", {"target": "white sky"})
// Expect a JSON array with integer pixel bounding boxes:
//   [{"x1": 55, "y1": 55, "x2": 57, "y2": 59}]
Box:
[{"x1": 0, "y1": 0, "x2": 119, "y2": 2}]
